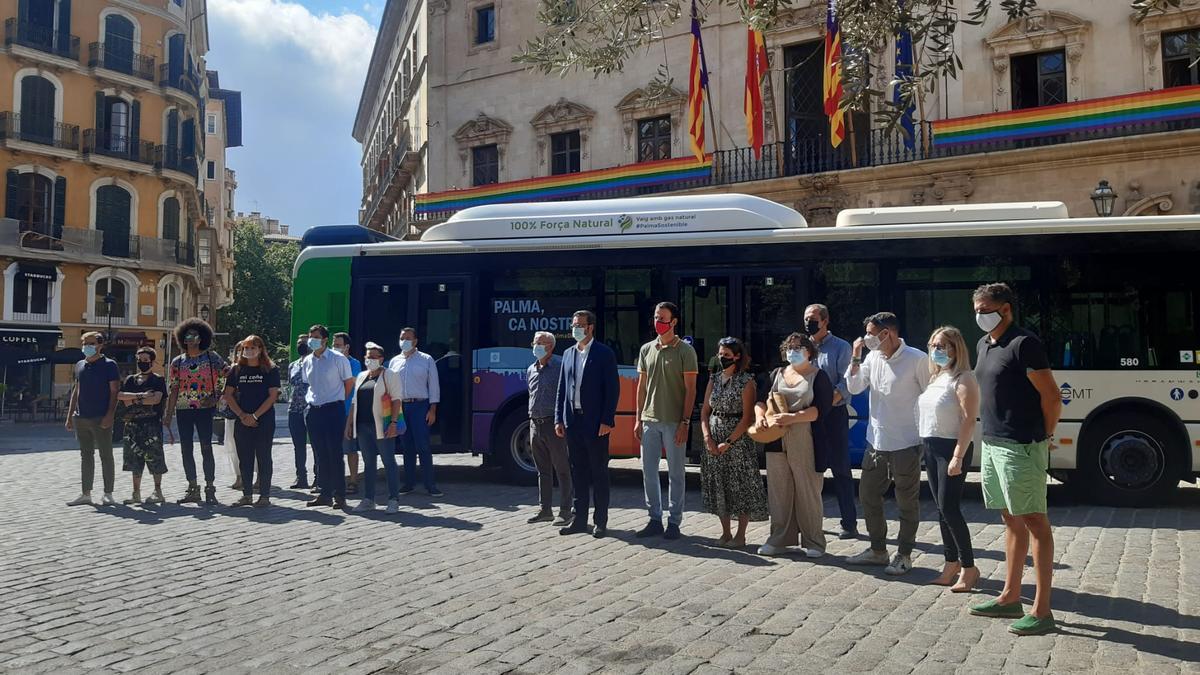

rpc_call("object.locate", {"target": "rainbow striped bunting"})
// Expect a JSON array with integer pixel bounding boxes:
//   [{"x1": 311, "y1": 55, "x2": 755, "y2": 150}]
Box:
[
  {"x1": 414, "y1": 155, "x2": 712, "y2": 216},
  {"x1": 932, "y1": 84, "x2": 1200, "y2": 147}
]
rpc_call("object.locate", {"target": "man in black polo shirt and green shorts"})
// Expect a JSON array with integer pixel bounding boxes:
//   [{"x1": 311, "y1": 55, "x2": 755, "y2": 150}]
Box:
[{"x1": 967, "y1": 283, "x2": 1062, "y2": 636}]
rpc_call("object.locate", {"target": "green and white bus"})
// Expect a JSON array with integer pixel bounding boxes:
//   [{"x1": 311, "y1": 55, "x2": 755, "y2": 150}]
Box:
[{"x1": 293, "y1": 194, "x2": 1200, "y2": 506}]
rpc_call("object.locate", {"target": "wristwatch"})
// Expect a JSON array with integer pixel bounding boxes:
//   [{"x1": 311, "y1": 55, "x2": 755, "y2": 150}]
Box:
[
  {"x1": 680, "y1": 419, "x2": 691, "y2": 426},
  {"x1": 251, "y1": 413, "x2": 259, "y2": 421}
]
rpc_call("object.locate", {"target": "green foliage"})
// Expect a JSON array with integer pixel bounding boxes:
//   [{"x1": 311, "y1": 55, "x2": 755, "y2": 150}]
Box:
[{"x1": 217, "y1": 224, "x2": 299, "y2": 361}]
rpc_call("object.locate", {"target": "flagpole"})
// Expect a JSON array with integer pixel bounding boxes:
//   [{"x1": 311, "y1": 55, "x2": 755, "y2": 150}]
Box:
[
  {"x1": 705, "y1": 81, "x2": 720, "y2": 155},
  {"x1": 846, "y1": 108, "x2": 859, "y2": 167},
  {"x1": 912, "y1": 55, "x2": 929, "y2": 156}
]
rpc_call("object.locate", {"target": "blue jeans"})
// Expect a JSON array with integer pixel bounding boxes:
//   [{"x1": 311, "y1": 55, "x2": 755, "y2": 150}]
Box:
[
  {"x1": 288, "y1": 410, "x2": 309, "y2": 483},
  {"x1": 399, "y1": 400, "x2": 436, "y2": 491},
  {"x1": 640, "y1": 420, "x2": 687, "y2": 526},
  {"x1": 357, "y1": 422, "x2": 400, "y2": 501}
]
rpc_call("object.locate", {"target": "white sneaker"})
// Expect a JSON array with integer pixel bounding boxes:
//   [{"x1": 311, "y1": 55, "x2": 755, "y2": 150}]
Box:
[
  {"x1": 66, "y1": 493, "x2": 92, "y2": 506},
  {"x1": 802, "y1": 547, "x2": 825, "y2": 559},
  {"x1": 385, "y1": 499, "x2": 399, "y2": 514},
  {"x1": 100, "y1": 493, "x2": 116, "y2": 506},
  {"x1": 847, "y1": 548, "x2": 890, "y2": 565},
  {"x1": 757, "y1": 543, "x2": 789, "y2": 557},
  {"x1": 353, "y1": 499, "x2": 376, "y2": 512},
  {"x1": 885, "y1": 553, "x2": 913, "y2": 576}
]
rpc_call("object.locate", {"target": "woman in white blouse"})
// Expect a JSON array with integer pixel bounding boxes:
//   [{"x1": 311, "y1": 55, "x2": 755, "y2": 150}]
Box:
[
  {"x1": 917, "y1": 326, "x2": 981, "y2": 592},
  {"x1": 345, "y1": 342, "x2": 405, "y2": 513}
]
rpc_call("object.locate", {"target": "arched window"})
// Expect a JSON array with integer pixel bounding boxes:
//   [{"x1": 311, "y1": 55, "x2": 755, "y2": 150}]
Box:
[
  {"x1": 107, "y1": 98, "x2": 128, "y2": 151},
  {"x1": 94, "y1": 277, "x2": 127, "y2": 319},
  {"x1": 163, "y1": 282, "x2": 179, "y2": 324},
  {"x1": 96, "y1": 184, "x2": 132, "y2": 257},
  {"x1": 103, "y1": 14, "x2": 135, "y2": 74},
  {"x1": 15, "y1": 173, "x2": 52, "y2": 229},
  {"x1": 19, "y1": 75, "x2": 55, "y2": 143},
  {"x1": 162, "y1": 196, "x2": 180, "y2": 240}
]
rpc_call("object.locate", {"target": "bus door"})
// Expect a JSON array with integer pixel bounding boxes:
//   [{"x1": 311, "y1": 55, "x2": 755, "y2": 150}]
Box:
[
  {"x1": 672, "y1": 270, "x2": 803, "y2": 457},
  {"x1": 355, "y1": 276, "x2": 471, "y2": 453}
]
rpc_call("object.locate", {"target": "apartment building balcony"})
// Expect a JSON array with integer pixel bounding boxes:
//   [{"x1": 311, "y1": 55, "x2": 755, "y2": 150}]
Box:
[
  {"x1": 0, "y1": 112, "x2": 80, "y2": 151},
  {"x1": 3, "y1": 18, "x2": 79, "y2": 61},
  {"x1": 88, "y1": 42, "x2": 155, "y2": 82},
  {"x1": 154, "y1": 144, "x2": 198, "y2": 178},
  {"x1": 361, "y1": 122, "x2": 425, "y2": 230},
  {"x1": 413, "y1": 84, "x2": 1200, "y2": 224},
  {"x1": 0, "y1": 219, "x2": 202, "y2": 276},
  {"x1": 158, "y1": 64, "x2": 199, "y2": 98},
  {"x1": 84, "y1": 129, "x2": 154, "y2": 165}
]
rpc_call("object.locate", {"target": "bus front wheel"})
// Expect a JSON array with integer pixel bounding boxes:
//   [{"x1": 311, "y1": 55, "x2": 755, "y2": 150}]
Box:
[
  {"x1": 1077, "y1": 410, "x2": 1183, "y2": 507},
  {"x1": 495, "y1": 413, "x2": 538, "y2": 485}
]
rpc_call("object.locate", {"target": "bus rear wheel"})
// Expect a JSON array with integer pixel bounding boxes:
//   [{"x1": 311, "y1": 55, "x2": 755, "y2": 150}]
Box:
[
  {"x1": 495, "y1": 413, "x2": 538, "y2": 485},
  {"x1": 1077, "y1": 411, "x2": 1182, "y2": 507}
]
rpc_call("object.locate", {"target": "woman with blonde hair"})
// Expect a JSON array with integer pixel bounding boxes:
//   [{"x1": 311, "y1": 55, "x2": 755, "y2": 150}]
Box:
[
  {"x1": 222, "y1": 335, "x2": 281, "y2": 507},
  {"x1": 918, "y1": 326, "x2": 981, "y2": 592}
]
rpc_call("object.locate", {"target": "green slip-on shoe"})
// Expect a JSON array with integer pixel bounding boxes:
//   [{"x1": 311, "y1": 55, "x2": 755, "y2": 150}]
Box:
[
  {"x1": 968, "y1": 598, "x2": 1025, "y2": 618},
  {"x1": 1009, "y1": 614, "x2": 1056, "y2": 636}
]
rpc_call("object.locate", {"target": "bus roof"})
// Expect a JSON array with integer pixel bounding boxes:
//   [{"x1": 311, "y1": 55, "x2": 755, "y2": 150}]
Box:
[
  {"x1": 293, "y1": 195, "x2": 1200, "y2": 274},
  {"x1": 421, "y1": 193, "x2": 808, "y2": 242},
  {"x1": 836, "y1": 202, "x2": 1068, "y2": 227}
]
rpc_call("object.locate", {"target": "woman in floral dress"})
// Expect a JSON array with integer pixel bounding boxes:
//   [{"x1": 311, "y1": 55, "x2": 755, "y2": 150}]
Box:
[{"x1": 700, "y1": 337, "x2": 768, "y2": 548}]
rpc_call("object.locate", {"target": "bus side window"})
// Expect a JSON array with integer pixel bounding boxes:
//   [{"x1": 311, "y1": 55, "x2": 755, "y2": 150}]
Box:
[{"x1": 603, "y1": 269, "x2": 652, "y2": 367}]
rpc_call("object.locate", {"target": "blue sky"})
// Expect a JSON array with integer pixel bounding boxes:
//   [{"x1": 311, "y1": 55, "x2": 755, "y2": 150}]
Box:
[{"x1": 206, "y1": 0, "x2": 382, "y2": 235}]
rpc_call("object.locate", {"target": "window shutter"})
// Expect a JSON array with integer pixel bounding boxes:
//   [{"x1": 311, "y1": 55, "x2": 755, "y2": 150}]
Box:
[
  {"x1": 5, "y1": 169, "x2": 19, "y2": 218},
  {"x1": 130, "y1": 99, "x2": 141, "y2": 148},
  {"x1": 53, "y1": 176, "x2": 66, "y2": 234},
  {"x1": 56, "y1": 0, "x2": 71, "y2": 51},
  {"x1": 17, "y1": 0, "x2": 29, "y2": 23},
  {"x1": 94, "y1": 91, "x2": 106, "y2": 133}
]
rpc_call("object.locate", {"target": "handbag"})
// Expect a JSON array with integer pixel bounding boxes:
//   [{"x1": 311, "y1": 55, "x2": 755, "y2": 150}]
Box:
[
  {"x1": 216, "y1": 360, "x2": 237, "y2": 419},
  {"x1": 378, "y1": 372, "x2": 406, "y2": 437},
  {"x1": 748, "y1": 390, "x2": 788, "y2": 446}
]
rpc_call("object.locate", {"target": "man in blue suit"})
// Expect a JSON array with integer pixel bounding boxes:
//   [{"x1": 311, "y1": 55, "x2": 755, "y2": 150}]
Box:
[{"x1": 555, "y1": 309, "x2": 620, "y2": 538}]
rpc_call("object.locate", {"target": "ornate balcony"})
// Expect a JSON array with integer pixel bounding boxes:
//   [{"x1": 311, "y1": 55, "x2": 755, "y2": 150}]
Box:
[
  {"x1": 0, "y1": 112, "x2": 80, "y2": 150},
  {"x1": 3, "y1": 18, "x2": 79, "y2": 60},
  {"x1": 84, "y1": 129, "x2": 154, "y2": 164},
  {"x1": 88, "y1": 42, "x2": 155, "y2": 81}
]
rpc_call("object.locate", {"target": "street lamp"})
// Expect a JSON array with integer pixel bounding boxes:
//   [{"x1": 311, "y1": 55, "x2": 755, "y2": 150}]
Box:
[
  {"x1": 199, "y1": 304, "x2": 210, "y2": 322},
  {"x1": 1091, "y1": 180, "x2": 1117, "y2": 218}
]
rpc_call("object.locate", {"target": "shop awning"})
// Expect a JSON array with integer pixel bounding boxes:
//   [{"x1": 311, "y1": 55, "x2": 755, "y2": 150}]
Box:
[
  {"x1": 0, "y1": 324, "x2": 62, "y2": 348},
  {"x1": 111, "y1": 331, "x2": 152, "y2": 348},
  {"x1": 16, "y1": 263, "x2": 57, "y2": 282}
]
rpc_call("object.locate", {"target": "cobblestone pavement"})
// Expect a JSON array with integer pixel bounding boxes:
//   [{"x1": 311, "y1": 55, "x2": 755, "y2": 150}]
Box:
[{"x1": 1, "y1": 416, "x2": 1198, "y2": 674}]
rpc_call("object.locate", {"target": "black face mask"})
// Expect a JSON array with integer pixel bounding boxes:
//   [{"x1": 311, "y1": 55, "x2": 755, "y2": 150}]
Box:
[
  {"x1": 297, "y1": 342, "x2": 311, "y2": 356},
  {"x1": 137, "y1": 362, "x2": 151, "y2": 373},
  {"x1": 805, "y1": 319, "x2": 820, "y2": 335},
  {"x1": 718, "y1": 356, "x2": 737, "y2": 370}
]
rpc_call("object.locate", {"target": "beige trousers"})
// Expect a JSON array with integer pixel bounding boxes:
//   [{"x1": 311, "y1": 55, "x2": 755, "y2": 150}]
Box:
[{"x1": 764, "y1": 422, "x2": 827, "y2": 552}]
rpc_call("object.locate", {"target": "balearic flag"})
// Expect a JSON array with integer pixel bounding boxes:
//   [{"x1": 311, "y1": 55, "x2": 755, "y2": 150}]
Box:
[
  {"x1": 687, "y1": 0, "x2": 711, "y2": 162},
  {"x1": 823, "y1": 0, "x2": 846, "y2": 148},
  {"x1": 744, "y1": 0, "x2": 769, "y2": 159}
]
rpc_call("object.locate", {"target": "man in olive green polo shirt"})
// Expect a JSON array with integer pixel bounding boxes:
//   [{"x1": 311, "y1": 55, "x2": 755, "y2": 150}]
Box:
[{"x1": 635, "y1": 301, "x2": 698, "y2": 540}]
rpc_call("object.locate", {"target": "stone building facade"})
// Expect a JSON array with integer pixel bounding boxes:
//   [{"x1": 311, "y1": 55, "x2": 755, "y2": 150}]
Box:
[{"x1": 356, "y1": 0, "x2": 1200, "y2": 236}]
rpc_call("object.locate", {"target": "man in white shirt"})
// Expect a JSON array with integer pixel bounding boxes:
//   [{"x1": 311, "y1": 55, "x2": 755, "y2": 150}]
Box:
[
  {"x1": 301, "y1": 325, "x2": 355, "y2": 509},
  {"x1": 844, "y1": 312, "x2": 930, "y2": 575},
  {"x1": 387, "y1": 327, "x2": 443, "y2": 497}
]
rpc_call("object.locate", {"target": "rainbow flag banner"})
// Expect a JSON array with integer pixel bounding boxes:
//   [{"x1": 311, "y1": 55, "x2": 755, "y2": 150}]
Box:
[
  {"x1": 415, "y1": 155, "x2": 712, "y2": 219},
  {"x1": 932, "y1": 85, "x2": 1200, "y2": 148}
]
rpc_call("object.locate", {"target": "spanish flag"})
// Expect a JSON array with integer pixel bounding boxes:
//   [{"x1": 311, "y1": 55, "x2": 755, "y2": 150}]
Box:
[
  {"x1": 823, "y1": 0, "x2": 846, "y2": 148},
  {"x1": 744, "y1": 0, "x2": 769, "y2": 159},
  {"x1": 687, "y1": 0, "x2": 710, "y2": 162}
]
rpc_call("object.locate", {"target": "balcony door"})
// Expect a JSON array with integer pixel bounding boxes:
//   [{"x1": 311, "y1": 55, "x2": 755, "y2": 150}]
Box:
[
  {"x1": 20, "y1": 75, "x2": 55, "y2": 144},
  {"x1": 96, "y1": 185, "x2": 132, "y2": 258},
  {"x1": 103, "y1": 14, "x2": 135, "y2": 74},
  {"x1": 22, "y1": 0, "x2": 55, "y2": 50},
  {"x1": 782, "y1": 41, "x2": 868, "y2": 174}
]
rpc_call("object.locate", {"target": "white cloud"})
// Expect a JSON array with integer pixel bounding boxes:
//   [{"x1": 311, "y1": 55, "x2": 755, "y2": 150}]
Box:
[
  {"x1": 206, "y1": 0, "x2": 378, "y2": 231},
  {"x1": 210, "y1": 0, "x2": 375, "y2": 98}
]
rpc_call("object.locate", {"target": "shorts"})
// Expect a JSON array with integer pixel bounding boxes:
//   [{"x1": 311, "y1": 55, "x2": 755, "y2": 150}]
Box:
[
  {"x1": 981, "y1": 437, "x2": 1049, "y2": 516},
  {"x1": 122, "y1": 418, "x2": 168, "y2": 475}
]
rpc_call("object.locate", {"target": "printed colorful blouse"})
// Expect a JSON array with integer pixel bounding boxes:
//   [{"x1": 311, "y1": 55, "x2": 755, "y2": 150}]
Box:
[{"x1": 169, "y1": 352, "x2": 227, "y2": 409}]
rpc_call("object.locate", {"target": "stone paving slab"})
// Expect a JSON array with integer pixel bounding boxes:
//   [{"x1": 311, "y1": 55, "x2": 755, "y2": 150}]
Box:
[{"x1": 0, "y1": 427, "x2": 1198, "y2": 674}]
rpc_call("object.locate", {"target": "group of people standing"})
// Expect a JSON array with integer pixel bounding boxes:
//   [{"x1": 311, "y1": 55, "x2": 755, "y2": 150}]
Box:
[
  {"x1": 64, "y1": 320, "x2": 445, "y2": 515},
  {"x1": 523, "y1": 284, "x2": 1060, "y2": 636}
]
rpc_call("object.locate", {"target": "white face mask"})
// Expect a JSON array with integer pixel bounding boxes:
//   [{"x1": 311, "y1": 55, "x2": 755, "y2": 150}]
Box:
[
  {"x1": 242, "y1": 348, "x2": 260, "y2": 360},
  {"x1": 365, "y1": 358, "x2": 382, "y2": 371},
  {"x1": 399, "y1": 339, "x2": 414, "y2": 353},
  {"x1": 572, "y1": 326, "x2": 587, "y2": 342},
  {"x1": 976, "y1": 311, "x2": 1003, "y2": 333},
  {"x1": 863, "y1": 333, "x2": 883, "y2": 351}
]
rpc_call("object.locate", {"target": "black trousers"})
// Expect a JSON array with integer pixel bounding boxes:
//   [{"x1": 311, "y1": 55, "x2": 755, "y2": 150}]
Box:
[
  {"x1": 306, "y1": 403, "x2": 346, "y2": 499},
  {"x1": 176, "y1": 408, "x2": 216, "y2": 484},
  {"x1": 565, "y1": 423, "x2": 611, "y2": 528},
  {"x1": 922, "y1": 437, "x2": 975, "y2": 567},
  {"x1": 235, "y1": 417, "x2": 275, "y2": 498},
  {"x1": 825, "y1": 404, "x2": 857, "y2": 533}
]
